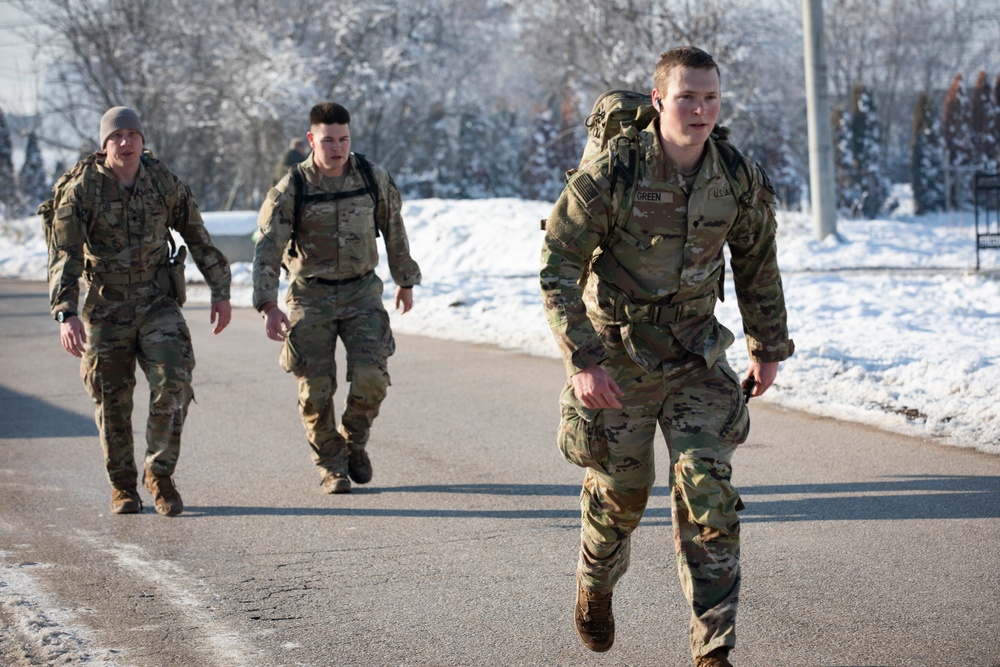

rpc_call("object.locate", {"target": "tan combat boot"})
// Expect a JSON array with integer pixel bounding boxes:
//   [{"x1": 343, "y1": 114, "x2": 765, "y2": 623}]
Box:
[
  {"x1": 574, "y1": 577, "x2": 614, "y2": 652},
  {"x1": 348, "y1": 449, "x2": 372, "y2": 484},
  {"x1": 695, "y1": 647, "x2": 733, "y2": 667},
  {"x1": 110, "y1": 486, "x2": 142, "y2": 514},
  {"x1": 321, "y1": 473, "x2": 351, "y2": 494},
  {"x1": 143, "y1": 469, "x2": 183, "y2": 516}
]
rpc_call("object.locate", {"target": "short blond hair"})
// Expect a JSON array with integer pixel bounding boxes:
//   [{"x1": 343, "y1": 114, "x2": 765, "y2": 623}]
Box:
[{"x1": 653, "y1": 47, "x2": 720, "y2": 97}]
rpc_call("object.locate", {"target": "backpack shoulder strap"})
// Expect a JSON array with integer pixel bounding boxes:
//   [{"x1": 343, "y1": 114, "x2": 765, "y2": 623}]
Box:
[
  {"x1": 709, "y1": 126, "x2": 779, "y2": 302},
  {"x1": 353, "y1": 152, "x2": 381, "y2": 238},
  {"x1": 291, "y1": 162, "x2": 307, "y2": 230},
  {"x1": 603, "y1": 133, "x2": 643, "y2": 249},
  {"x1": 291, "y1": 155, "x2": 381, "y2": 237},
  {"x1": 710, "y1": 125, "x2": 754, "y2": 210},
  {"x1": 140, "y1": 151, "x2": 177, "y2": 197}
]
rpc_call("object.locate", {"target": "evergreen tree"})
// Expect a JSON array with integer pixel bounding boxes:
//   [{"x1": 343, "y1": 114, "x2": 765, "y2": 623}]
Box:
[
  {"x1": 941, "y1": 74, "x2": 975, "y2": 208},
  {"x1": 832, "y1": 103, "x2": 859, "y2": 213},
  {"x1": 18, "y1": 132, "x2": 48, "y2": 216},
  {"x1": 552, "y1": 83, "x2": 585, "y2": 179},
  {"x1": 519, "y1": 82, "x2": 587, "y2": 202},
  {"x1": 971, "y1": 70, "x2": 998, "y2": 165},
  {"x1": 522, "y1": 105, "x2": 562, "y2": 202},
  {"x1": 51, "y1": 160, "x2": 67, "y2": 186},
  {"x1": 910, "y1": 91, "x2": 947, "y2": 214},
  {"x1": 849, "y1": 84, "x2": 890, "y2": 219},
  {"x1": 0, "y1": 107, "x2": 15, "y2": 218},
  {"x1": 751, "y1": 126, "x2": 803, "y2": 211},
  {"x1": 454, "y1": 108, "x2": 521, "y2": 199}
]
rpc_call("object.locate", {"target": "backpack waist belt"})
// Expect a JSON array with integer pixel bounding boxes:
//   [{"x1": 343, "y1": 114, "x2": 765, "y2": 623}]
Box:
[
  {"x1": 88, "y1": 265, "x2": 162, "y2": 286},
  {"x1": 305, "y1": 269, "x2": 374, "y2": 287},
  {"x1": 615, "y1": 292, "x2": 716, "y2": 325}
]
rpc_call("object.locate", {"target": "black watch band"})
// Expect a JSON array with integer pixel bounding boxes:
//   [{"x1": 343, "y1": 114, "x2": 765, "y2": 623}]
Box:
[{"x1": 56, "y1": 311, "x2": 77, "y2": 323}]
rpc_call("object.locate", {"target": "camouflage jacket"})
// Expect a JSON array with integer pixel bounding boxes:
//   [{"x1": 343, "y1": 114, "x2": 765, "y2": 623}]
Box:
[
  {"x1": 540, "y1": 121, "x2": 794, "y2": 378},
  {"x1": 252, "y1": 153, "x2": 421, "y2": 310},
  {"x1": 48, "y1": 154, "x2": 231, "y2": 319}
]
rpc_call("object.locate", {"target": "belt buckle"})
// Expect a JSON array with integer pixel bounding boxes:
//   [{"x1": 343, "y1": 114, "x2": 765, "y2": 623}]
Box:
[{"x1": 652, "y1": 304, "x2": 680, "y2": 324}]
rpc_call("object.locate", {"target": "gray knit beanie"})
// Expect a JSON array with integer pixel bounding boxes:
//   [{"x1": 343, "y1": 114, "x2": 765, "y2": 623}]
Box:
[{"x1": 99, "y1": 106, "x2": 145, "y2": 148}]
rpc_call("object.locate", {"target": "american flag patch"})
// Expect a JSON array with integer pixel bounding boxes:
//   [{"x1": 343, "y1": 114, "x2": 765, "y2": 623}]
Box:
[{"x1": 569, "y1": 172, "x2": 601, "y2": 207}]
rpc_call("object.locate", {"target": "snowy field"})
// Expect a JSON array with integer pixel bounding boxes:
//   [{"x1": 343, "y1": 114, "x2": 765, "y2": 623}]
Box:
[{"x1": 2, "y1": 193, "x2": 998, "y2": 455}]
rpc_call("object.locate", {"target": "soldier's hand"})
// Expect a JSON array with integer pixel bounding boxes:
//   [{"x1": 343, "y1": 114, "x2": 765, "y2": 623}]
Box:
[
  {"x1": 59, "y1": 316, "x2": 86, "y2": 358},
  {"x1": 572, "y1": 365, "x2": 623, "y2": 410},
  {"x1": 745, "y1": 361, "x2": 779, "y2": 398},
  {"x1": 211, "y1": 300, "x2": 232, "y2": 335},
  {"x1": 395, "y1": 286, "x2": 413, "y2": 314},
  {"x1": 264, "y1": 305, "x2": 290, "y2": 342}
]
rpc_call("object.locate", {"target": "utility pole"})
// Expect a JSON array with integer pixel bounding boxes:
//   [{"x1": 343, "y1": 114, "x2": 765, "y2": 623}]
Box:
[{"x1": 803, "y1": 0, "x2": 838, "y2": 240}]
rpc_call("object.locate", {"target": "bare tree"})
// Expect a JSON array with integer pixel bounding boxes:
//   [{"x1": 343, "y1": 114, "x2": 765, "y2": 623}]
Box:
[{"x1": 18, "y1": 0, "x2": 998, "y2": 208}]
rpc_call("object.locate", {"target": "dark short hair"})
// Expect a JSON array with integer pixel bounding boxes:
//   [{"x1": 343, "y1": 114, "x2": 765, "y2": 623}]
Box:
[
  {"x1": 309, "y1": 102, "x2": 351, "y2": 126},
  {"x1": 653, "y1": 46, "x2": 721, "y2": 95}
]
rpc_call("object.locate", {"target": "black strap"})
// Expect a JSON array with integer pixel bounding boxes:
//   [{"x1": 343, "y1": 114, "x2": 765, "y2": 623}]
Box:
[
  {"x1": 604, "y1": 137, "x2": 641, "y2": 250},
  {"x1": 298, "y1": 186, "x2": 371, "y2": 203},
  {"x1": 291, "y1": 153, "x2": 381, "y2": 242}
]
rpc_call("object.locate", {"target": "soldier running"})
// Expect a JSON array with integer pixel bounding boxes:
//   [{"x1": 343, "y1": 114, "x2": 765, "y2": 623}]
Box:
[{"x1": 540, "y1": 48, "x2": 794, "y2": 666}]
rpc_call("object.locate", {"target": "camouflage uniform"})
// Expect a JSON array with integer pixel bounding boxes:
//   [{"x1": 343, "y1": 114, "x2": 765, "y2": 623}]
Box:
[
  {"x1": 48, "y1": 154, "x2": 231, "y2": 490},
  {"x1": 253, "y1": 153, "x2": 420, "y2": 479},
  {"x1": 540, "y1": 119, "x2": 793, "y2": 658}
]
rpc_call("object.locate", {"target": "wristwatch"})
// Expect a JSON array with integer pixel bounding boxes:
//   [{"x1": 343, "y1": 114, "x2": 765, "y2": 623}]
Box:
[{"x1": 56, "y1": 311, "x2": 76, "y2": 323}]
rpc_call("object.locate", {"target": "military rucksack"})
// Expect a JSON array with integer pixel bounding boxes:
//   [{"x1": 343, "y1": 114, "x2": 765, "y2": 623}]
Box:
[
  {"x1": 38, "y1": 150, "x2": 187, "y2": 301},
  {"x1": 583, "y1": 89, "x2": 754, "y2": 213},
  {"x1": 37, "y1": 152, "x2": 102, "y2": 250},
  {"x1": 38, "y1": 149, "x2": 183, "y2": 244},
  {"x1": 541, "y1": 90, "x2": 757, "y2": 235}
]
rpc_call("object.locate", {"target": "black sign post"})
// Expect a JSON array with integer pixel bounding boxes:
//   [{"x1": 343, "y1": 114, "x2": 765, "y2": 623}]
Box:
[{"x1": 974, "y1": 172, "x2": 1000, "y2": 271}]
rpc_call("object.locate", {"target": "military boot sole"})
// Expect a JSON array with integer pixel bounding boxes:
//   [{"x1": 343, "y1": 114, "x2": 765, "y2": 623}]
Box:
[
  {"x1": 348, "y1": 450, "x2": 372, "y2": 484},
  {"x1": 110, "y1": 492, "x2": 142, "y2": 514},
  {"x1": 143, "y1": 470, "x2": 184, "y2": 516},
  {"x1": 322, "y1": 475, "x2": 352, "y2": 494},
  {"x1": 152, "y1": 498, "x2": 184, "y2": 517}
]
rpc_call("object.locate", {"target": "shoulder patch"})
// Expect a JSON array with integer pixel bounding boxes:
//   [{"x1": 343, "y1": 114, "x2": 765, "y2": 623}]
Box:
[{"x1": 569, "y1": 171, "x2": 601, "y2": 208}]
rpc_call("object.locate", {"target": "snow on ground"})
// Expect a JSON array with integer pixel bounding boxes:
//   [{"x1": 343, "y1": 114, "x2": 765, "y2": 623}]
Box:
[
  {"x1": 1, "y1": 194, "x2": 999, "y2": 665},
  {"x1": 2, "y1": 196, "x2": 998, "y2": 454},
  {"x1": 0, "y1": 555, "x2": 123, "y2": 665}
]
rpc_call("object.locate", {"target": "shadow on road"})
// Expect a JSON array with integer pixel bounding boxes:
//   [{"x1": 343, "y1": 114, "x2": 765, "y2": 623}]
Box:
[
  {"x1": 182, "y1": 474, "x2": 1000, "y2": 522},
  {"x1": 0, "y1": 289, "x2": 48, "y2": 299},
  {"x1": 0, "y1": 385, "x2": 97, "y2": 439}
]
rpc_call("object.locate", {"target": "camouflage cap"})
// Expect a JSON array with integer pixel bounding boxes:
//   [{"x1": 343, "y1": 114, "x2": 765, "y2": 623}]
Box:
[{"x1": 100, "y1": 106, "x2": 145, "y2": 148}]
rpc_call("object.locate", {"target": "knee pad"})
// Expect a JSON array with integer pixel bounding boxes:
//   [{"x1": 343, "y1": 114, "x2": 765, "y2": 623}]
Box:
[
  {"x1": 674, "y1": 457, "x2": 744, "y2": 537},
  {"x1": 346, "y1": 363, "x2": 390, "y2": 398},
  {"x1": 298, "y1": 375, "x2": 335, "y2": 413},
  {"x1": 581, "y1": 472, "x2": 652, "y2": 543}
]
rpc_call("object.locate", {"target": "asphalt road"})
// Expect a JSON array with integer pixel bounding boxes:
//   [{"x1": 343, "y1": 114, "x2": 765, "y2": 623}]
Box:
[{"x1": 1, "y1": 278, "x2": 998, "y2": 667}]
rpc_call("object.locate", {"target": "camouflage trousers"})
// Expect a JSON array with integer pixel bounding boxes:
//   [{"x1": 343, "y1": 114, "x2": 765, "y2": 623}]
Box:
[
  {"x1": 281, "y1": 275, "x2": 395, "y2": 478},
  {"x1": 558, "y1": 343, "x2": 749, "y2": 659},
  {"x1": 80, "y1": 293, "x2": 194, "y2": 489}
]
